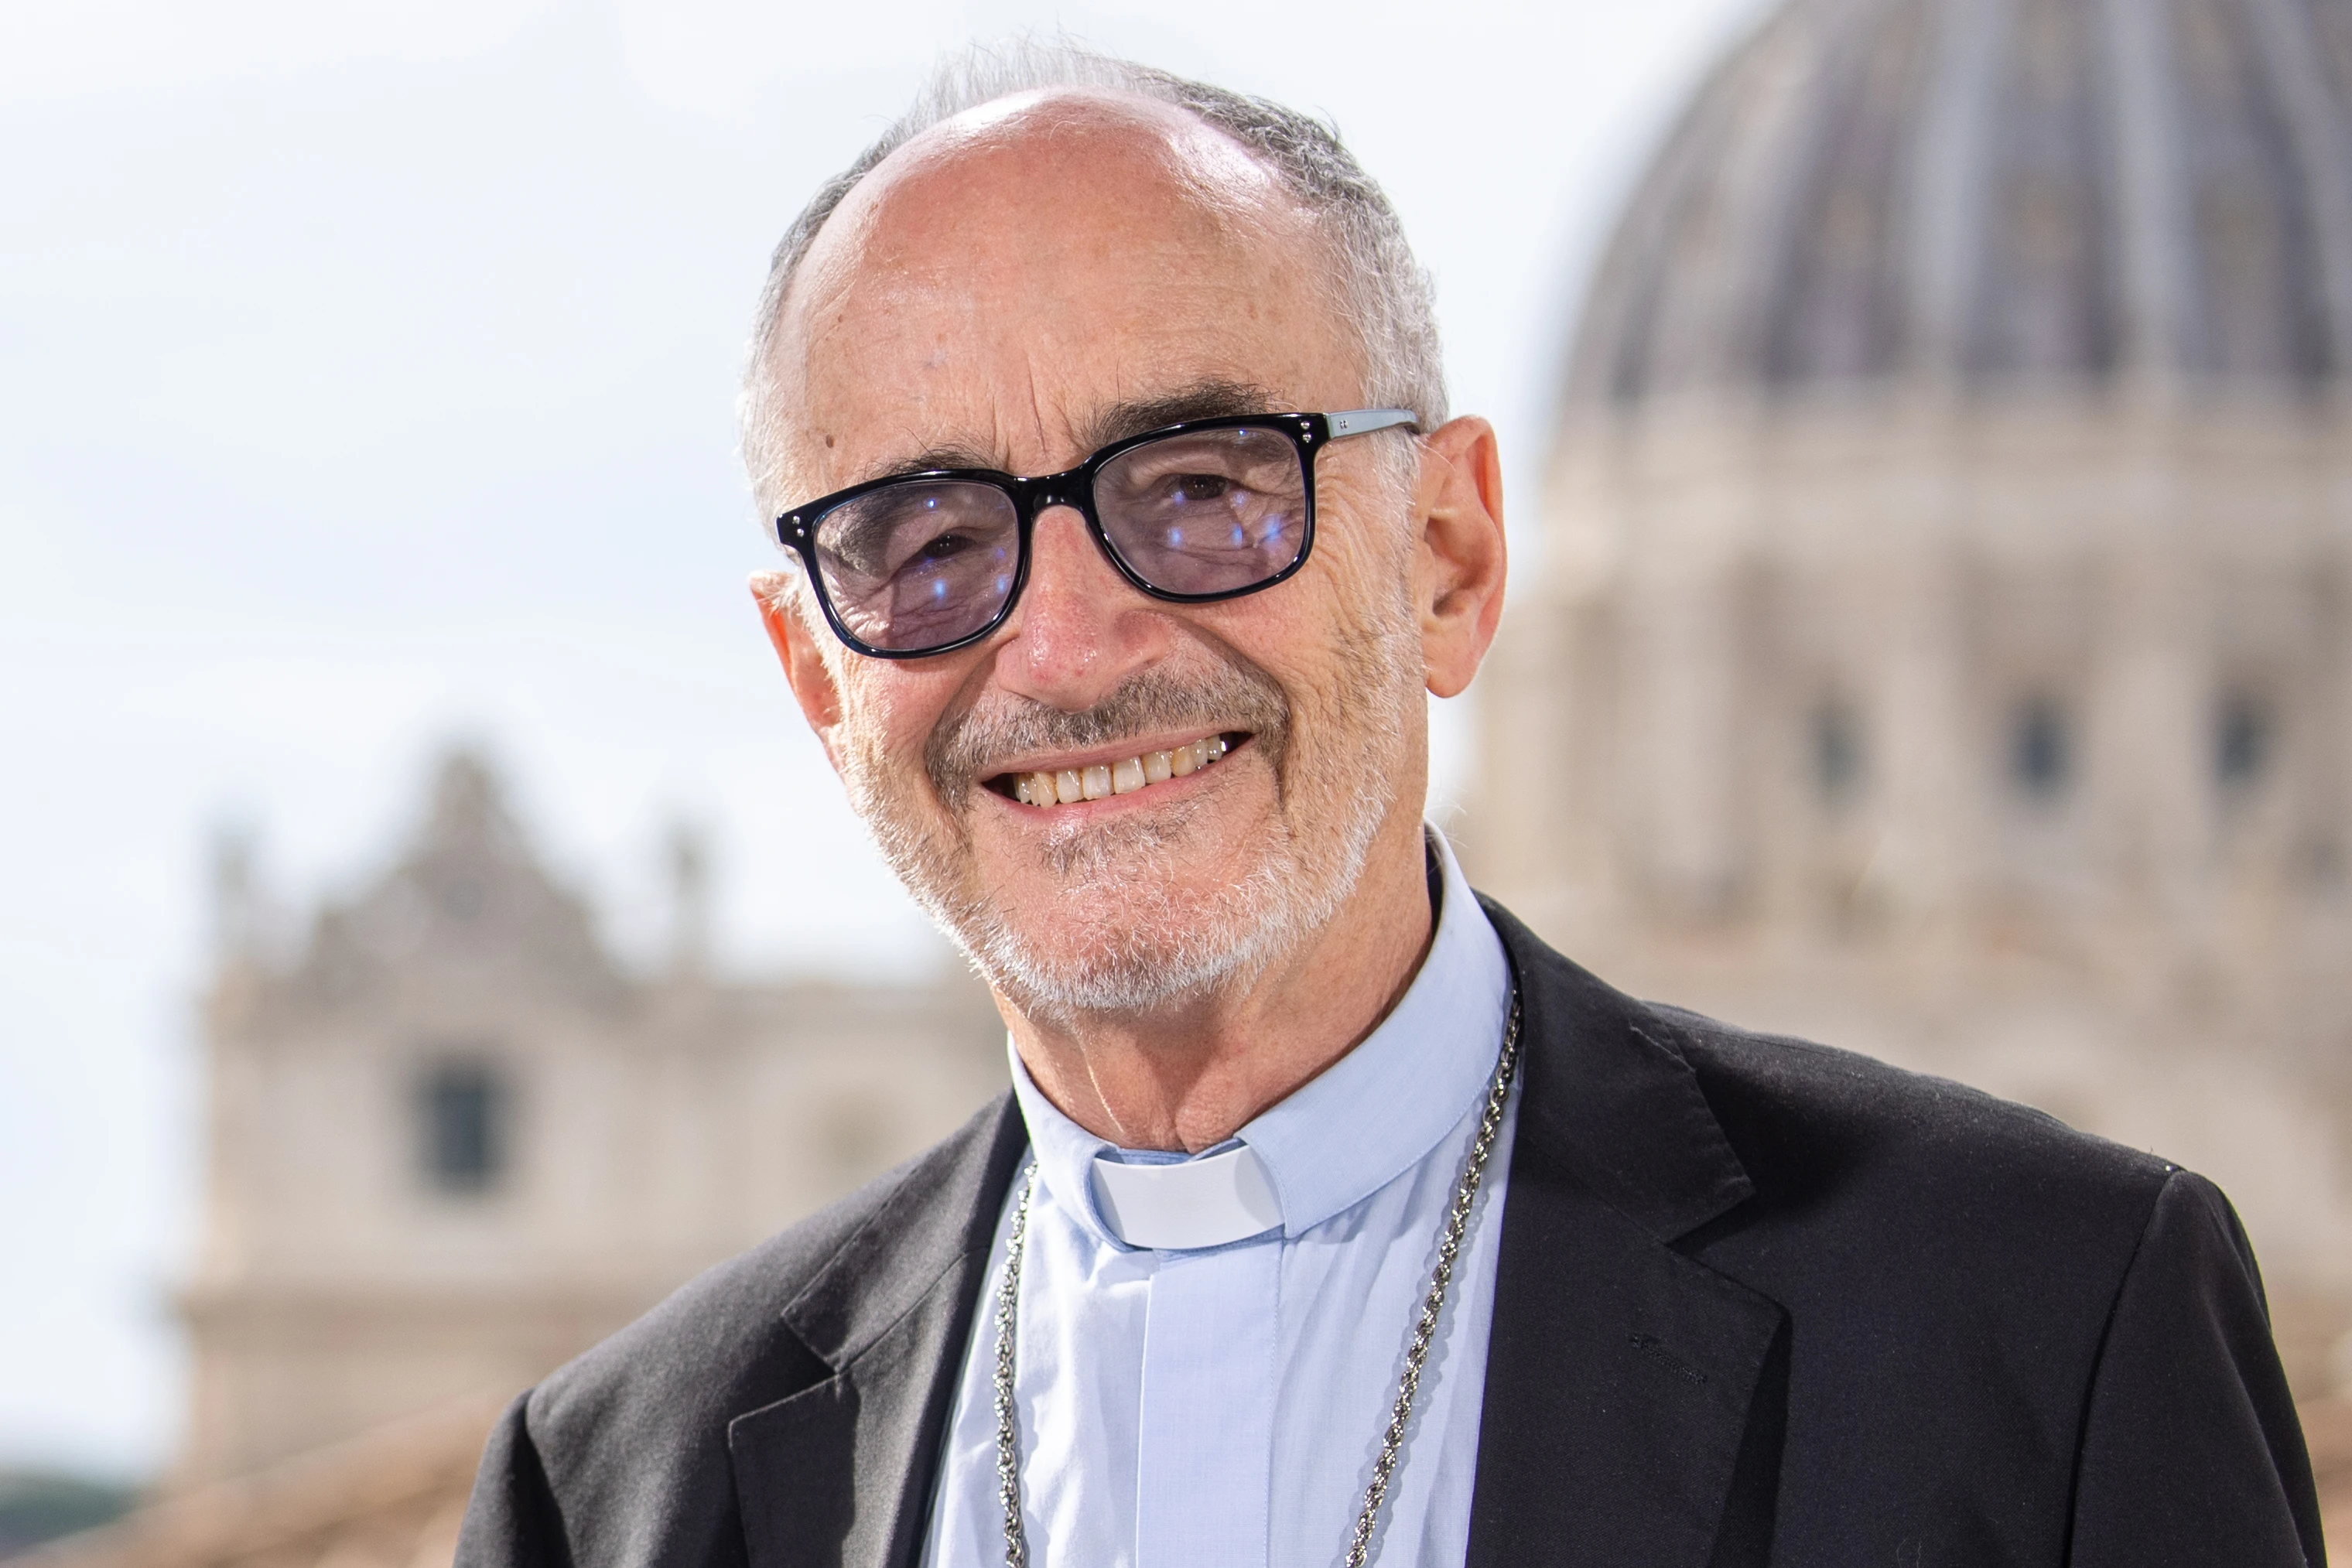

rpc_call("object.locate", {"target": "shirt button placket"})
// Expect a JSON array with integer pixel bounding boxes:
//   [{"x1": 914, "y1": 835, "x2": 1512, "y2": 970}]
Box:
[{"x1": 1133, "y1": 1236, "x2": 1279, "y2": 1568}]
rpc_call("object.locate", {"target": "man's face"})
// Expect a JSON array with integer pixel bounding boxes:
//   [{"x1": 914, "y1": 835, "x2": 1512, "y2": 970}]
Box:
[{"x1": 761, "y1": 91, "x2": 1429, "y2": 1018}]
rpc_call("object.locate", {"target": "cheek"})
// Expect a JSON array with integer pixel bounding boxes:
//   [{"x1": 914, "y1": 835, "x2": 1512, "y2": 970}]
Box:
[
  {"x1": 1308, "y1": 456, "x2": 1415, "y2": 588},
  {"x1": 1302, "y1": 516, "x2": 1416, "y2": 653},
  {"x1": 849, "y1": 682, "x2": 931, "y2": 757},
  {"x1": 836, "y1": 665, "x2": 969, "y2": 789},
  {"x1": 1286, "y1": 545, "x2": 1421, "y2": 750}
]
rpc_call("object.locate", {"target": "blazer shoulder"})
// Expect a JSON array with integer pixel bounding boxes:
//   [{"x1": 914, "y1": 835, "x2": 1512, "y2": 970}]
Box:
[
  {"x1": 1648, "y1": 1000, "x2": 2179, "y2": 1238},
  {"x1": 525, "y1": 1090, "x2": 1021, "y2": 1474},
  {"x1": 458, "y1": 1094, "x2": 1023, "y2": 1568},
  {"x1": 1477, "y1": 893, "x2": 2176, "y2": 1243}
]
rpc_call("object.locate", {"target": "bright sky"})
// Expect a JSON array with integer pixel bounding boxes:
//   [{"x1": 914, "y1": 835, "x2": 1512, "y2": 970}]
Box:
[{"x1": 0, "y1": 0, "x2": 1766, "y2": 1474}]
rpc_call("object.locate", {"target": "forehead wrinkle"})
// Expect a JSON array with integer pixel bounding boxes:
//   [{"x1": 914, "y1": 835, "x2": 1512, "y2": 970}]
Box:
[
  {"x1": 842, "y1": 375, "x2": 1290, "y2": 491},
  {"x1": 1020, "y1": 353, "x2": 1055, "y2": 483},
  {"x1": 1075, "y1": 379, "x2": 1282, "y2": 453}
]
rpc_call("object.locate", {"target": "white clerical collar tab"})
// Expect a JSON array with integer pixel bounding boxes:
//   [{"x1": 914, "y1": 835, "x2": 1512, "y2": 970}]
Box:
[{"x1": 1089, "y1": 1144, "x2": 1283, "y2": 1250}]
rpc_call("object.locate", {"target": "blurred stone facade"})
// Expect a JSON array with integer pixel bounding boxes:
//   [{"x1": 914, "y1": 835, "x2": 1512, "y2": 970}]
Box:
[
  {"x1": 179, "y1": 753, "x2": 1005, "y2": 1485},
  {"x1": 1470, "y1": 0, "x2": 2352, "y2": 1393}
]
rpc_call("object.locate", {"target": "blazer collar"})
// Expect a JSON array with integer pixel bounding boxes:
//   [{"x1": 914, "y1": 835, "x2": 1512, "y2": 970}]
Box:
[
  {"x1": 728, "y1": 1093, "x2": 1030, "y2": 1568},
  {"x1": 774, "y1": 1095, "x2": 1029, "y2": 1372},
  {"x1": 1482, "y1": 895, "x2": 1754, "y2": 1242},
  {"x1": 1468, "y1": 898, "x2": 1787, "y2": 1568}
]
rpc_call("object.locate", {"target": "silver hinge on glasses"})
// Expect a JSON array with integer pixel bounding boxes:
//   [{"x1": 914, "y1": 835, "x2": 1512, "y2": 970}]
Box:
[{"x1": 1326, "y1": 408, "x2": 1420, "y2": 438}]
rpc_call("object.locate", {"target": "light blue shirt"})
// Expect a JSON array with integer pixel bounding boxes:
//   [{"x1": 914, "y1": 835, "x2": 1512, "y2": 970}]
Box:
[{"x1": 920, "y1": 829, "x2": 1519, "y2": 1568}]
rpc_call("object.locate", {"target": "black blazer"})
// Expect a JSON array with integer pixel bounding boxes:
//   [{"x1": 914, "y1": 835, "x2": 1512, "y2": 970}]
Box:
[{"x1": 456, "y1": 900, "x2": 2324, "y2": 1567}]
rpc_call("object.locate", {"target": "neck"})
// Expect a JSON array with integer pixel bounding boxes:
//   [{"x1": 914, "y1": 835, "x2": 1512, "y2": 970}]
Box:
[{"x1": 1000, "y1": 808, "x2": 1436, "y2": 1153}]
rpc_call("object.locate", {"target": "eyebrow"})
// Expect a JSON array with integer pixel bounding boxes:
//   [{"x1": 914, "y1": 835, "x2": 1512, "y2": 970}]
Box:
[
  {"x1": 856, "y1": 379, "x2": 1284, "y2": 487},
  {"x1": 1073, "y1": 380, "x2": 1281, "y2": 455}
]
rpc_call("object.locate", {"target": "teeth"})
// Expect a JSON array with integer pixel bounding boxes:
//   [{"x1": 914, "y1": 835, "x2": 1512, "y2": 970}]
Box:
[{"x1": 1008, "y1": 735, "x2": 1232, "y2": 807}]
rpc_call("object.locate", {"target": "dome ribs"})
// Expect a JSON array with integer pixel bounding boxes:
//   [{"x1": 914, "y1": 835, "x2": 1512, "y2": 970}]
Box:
[{"x1": 1564, "y1": 0, "x2": 2352, "y2": 407}]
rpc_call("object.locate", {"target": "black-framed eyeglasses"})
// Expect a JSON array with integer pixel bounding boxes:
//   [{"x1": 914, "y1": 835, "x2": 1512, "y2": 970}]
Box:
[{"x1": 771, "y1": 408, "x2": 1420, "y2": 659}]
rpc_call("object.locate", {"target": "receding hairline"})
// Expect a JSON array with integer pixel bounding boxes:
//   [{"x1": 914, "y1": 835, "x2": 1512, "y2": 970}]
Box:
[
  {"x1": 774, "y1": 85, "x2": 1318, "y2": 351},
  {"x1": 879, "y1": 82, "x2": 1279, "y2": 180},
  {"x1": 738, "y1": 41, "x2": 1448, "y2": 531},
  {"x1": 762, "y1": 92, "x2": 1351, "y2": 492}
]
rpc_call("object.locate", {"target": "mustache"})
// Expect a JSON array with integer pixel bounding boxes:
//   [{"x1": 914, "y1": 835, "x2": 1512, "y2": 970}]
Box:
[{"x1": 925, "y1": 657, "x2": 1291, "y2": 808}]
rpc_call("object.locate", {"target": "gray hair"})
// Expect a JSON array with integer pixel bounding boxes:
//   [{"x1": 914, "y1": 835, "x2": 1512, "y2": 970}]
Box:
[{"x1": 737, "y1": 39, "x2": 1448, "y2": 522}]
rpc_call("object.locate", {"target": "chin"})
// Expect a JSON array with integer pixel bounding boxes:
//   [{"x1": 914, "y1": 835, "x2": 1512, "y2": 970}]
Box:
[
  {"x1": 962, "y1": 812, "x2": 1363, "y2": 1019},
  {"x1": 974, "y1": 897, "x2": 1288, "y2": 1016}
]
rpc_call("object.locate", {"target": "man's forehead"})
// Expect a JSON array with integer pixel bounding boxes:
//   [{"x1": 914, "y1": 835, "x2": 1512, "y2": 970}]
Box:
[
  {"x1": 776, "y1": 91, "x2": 1349, "y2": 490},
  {"x1": 857, "y1": 378, "x2": 1285, "y2": 480},
  {"x1": 793, "y1": 89, "x2": 1290, "y2": 304}
]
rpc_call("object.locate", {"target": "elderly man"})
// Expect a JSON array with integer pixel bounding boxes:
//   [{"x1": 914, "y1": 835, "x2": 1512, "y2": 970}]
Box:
[{"x1": 458, "y1": 48, "x2": 2320, "y2": 1568}]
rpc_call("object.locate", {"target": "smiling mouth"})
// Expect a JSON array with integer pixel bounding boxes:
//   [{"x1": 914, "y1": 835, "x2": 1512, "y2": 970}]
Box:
[{"x1": 986, "y1": 732, "x2": 1246, "y2": 808}]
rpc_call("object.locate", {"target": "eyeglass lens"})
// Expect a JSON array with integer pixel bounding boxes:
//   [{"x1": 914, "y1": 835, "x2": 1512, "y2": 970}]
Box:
[
  {"x1": 809, "y1": 425, "x2": 1310, "y2": 654},
  {"x1": 812, "y1": 483, "x2": 1022, "y2": 653}
]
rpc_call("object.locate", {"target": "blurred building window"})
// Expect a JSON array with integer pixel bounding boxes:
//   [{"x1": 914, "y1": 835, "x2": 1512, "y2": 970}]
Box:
[
  {"x1": 2216, "y1": 692, "x2": 2270, "y2": 790},
  {"x1": 1812, "y1": 699, "x2": 1865, "y2": 808},
  {"x1": 2010, "y1": 696, "x2": 2071, "y2": 801},
  {"x1": 419, "y1": 1061, "x2": 508, "y2": 1196}
]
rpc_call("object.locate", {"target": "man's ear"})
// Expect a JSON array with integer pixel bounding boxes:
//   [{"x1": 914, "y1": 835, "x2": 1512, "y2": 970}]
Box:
[
  {"x1": 1411, "y1": 416, "x2": 1508, "y2": 699},
  {"x1": 751, "y1": 572, "x2": 848, "y2": 774}
]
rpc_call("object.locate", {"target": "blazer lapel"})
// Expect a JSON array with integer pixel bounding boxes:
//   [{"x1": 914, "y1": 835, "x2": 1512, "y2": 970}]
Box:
[
  {"x1": 729, "y1": 1095, "x2": 1030, "y2": 1568},
  {"x1": 1468, "y1": 902, "x2": 1789, "y2": 1568}
]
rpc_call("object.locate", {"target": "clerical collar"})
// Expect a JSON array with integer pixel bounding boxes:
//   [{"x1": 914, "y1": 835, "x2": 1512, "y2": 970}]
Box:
[{"x1": 1007, "y1": 825, "x2": 1513, "y2": 1252}]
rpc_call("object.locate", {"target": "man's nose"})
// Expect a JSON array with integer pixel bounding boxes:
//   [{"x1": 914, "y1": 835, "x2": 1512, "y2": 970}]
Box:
[{"x1": 993, "y1": 504, "x2": 1169, "y2": 711}]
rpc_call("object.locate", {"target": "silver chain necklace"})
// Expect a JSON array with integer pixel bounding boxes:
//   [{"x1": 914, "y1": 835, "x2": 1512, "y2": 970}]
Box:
[{"x1": 990, "y1": 990, "x2": 1523, "y2": 1568}]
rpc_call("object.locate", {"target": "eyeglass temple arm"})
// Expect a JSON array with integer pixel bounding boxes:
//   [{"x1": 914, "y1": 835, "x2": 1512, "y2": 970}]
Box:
[{"x1": 1325, "y1": 408, "x2": 1420, "y2": 439}]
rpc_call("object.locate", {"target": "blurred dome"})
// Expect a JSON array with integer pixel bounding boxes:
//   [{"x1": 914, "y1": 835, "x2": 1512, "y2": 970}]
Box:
[
  {"x1": 1570, "y1": 0, "x2": 2352, "y2": 405},
  {"x1": 1479, "y1": 0, "x2": 2352, "y2": 1407}
]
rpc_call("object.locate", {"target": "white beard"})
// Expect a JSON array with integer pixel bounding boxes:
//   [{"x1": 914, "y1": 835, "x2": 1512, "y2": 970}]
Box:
[{"x1": 837, "y1": 590, "x2": 1423, "y2": 1022}]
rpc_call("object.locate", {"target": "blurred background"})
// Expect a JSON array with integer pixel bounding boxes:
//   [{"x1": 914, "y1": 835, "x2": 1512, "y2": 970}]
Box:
[{"x1": 8, "y1": 0, "x2": 2352, "y2": 1559}]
